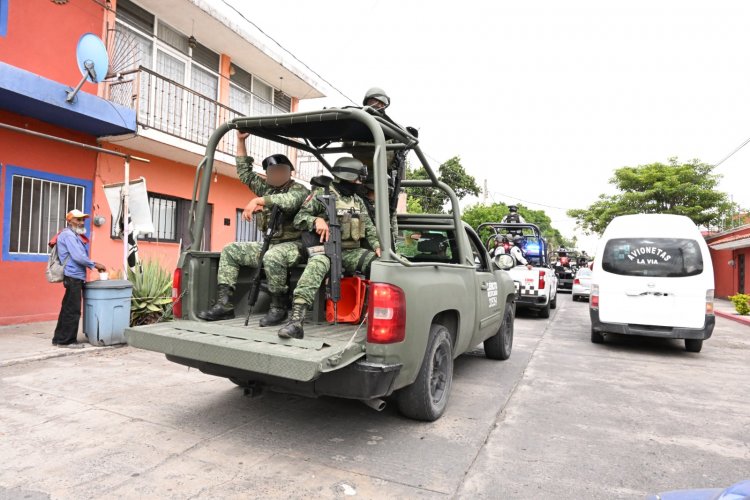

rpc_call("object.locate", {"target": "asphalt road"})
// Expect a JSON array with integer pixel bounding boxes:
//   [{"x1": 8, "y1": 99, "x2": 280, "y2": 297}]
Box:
[{"x1": 1, "y1": 293, "x2": 748, "y2": 499}]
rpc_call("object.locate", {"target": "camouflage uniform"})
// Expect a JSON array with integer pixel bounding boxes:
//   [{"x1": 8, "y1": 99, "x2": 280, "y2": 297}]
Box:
[
  {"x1": 291, "y1": 183, "x2": 380, "y2": 307},
  {"x1": 216, "y1": 156, "x2": 309, "y2": 293}
]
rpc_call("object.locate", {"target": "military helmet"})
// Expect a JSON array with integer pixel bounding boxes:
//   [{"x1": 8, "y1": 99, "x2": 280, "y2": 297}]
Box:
[
  {"x1": 332, "y1": 157, "x2": 368, "y2": 183},
  {"x1": 362, "y1": 87, "x2": 390, "y2": 109},
  {"x1": 364, "y1": 175, "x2": 395, "y2": 192},
  {"x1": 508, "y1": 205, "x2": 518, "y2": 212},
  {"x1": 262, "y1": 154, "x2": 294, "y2": 171}
]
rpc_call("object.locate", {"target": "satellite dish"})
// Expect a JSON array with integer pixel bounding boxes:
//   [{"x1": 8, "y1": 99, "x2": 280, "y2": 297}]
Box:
[
  {"x1": 66, "y1": 33, "x2": 109, "y2": 103},
  {"x1": 76, "y1": 33, "x2": 109, "y2": 83}
]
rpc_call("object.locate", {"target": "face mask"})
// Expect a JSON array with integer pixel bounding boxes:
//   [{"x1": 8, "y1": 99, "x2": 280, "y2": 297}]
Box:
[{"x1": 335, "y1": 181, "x2": 358, "y2": 197}]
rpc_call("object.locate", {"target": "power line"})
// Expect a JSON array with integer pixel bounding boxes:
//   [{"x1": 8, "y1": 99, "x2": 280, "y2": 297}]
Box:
[
  {"x1": 221, "y1": 0, "x2": 358, "y2": 106},
  {"x1": 713, "y1": 134, "x2": 750, "y2": 168}
]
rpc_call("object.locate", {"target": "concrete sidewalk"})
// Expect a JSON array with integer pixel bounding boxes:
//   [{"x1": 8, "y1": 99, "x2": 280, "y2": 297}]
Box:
[
  {"x1": 0, "y1": 321, "x2": 120, "y2": 367},
  {"x1": 714, "y1": 298, "x2": 750, "y2": 327}
]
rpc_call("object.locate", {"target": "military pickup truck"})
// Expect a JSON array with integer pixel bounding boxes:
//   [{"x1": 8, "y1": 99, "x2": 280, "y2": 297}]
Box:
[{"x1": 125, "y1": 108, "x2": 516, "y2": 421}]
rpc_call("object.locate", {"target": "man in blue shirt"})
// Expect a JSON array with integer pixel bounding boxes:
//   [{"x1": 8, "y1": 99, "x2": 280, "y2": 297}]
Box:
[{"x1": 52, "y1": 210, "x2": 107, "y2": 348}]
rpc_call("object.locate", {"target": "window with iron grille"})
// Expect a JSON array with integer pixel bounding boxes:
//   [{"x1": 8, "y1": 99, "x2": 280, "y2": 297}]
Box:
[
  {"x1": 109, "y1": 193, "x2": 212, "y2": 250},
  {"x1": 236, "y1": 209, "x2": 262, "y2": 242},
  {"x1": 3, "y1": 167, "x2": 91, "y2": 262}
]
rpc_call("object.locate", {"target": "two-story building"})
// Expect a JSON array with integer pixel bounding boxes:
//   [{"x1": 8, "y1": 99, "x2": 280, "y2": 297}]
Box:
[{"x1": 0, "y1": 0, "x2": 328, "y2": 325}]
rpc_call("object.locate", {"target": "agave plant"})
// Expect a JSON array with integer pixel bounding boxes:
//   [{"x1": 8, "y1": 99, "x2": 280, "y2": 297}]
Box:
[{"x1": 128, "y1": 260, "x2": 173, "y2": 326}]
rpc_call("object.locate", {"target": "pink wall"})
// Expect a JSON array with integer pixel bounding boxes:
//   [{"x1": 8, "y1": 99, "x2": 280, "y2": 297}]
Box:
[{"x1": 0, "y1": 112, "x2": 98, "y2": 325}]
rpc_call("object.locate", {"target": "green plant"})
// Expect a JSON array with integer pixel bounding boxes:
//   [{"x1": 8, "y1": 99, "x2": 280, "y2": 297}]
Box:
[
  {"x1": 128, "y1": 260, "x2": 174, "y2": 326},
  {"x1": 729, "y1": 293, "x2": 750, "y2": 316}
]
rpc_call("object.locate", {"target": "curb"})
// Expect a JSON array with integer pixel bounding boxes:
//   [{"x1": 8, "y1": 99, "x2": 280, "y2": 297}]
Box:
[
  {"x1": 0, "y1": 344, "x2": 124, "y2": 368},
  {"x1": 715, "y1": 310, "x2": 750, "y2": 327}
]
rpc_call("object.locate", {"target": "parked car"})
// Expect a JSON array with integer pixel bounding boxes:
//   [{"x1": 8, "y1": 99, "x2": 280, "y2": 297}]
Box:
[
  {"x1": 572, "y1": 267, "x2": 593, "y2": 301},
  {"x1": 589, "y1": 214, "x2": 715, "y2": 352}
]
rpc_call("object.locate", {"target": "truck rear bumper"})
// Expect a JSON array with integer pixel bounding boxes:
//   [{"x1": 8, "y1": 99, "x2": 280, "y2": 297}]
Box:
[
  {"x1": 517, "y1": 295, "x2": 548, "y2": 307},
  {"x1": 166, "y1": 355, "x2": 402, "y2": 400},
  {"x1": 590, "y1": 310, "x2": 715, "y2": 340}
]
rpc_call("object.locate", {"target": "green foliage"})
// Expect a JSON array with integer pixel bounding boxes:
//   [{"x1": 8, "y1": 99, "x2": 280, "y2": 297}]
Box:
[
  {"x1": 128, "y1": 260, "x2": 174, "y2": 326},
  {"x1": 462, "y1": 202, "x2": 573, "y2": 250},
  {"x1": 405, "y1": 156, "x2": 480, "y2": 214},
  {"x1": 568, "y1": 158, "x2": 734, "y2": 235},
  {"x1": 729, "y1": 293, "x2": 750, "y2": 316}
]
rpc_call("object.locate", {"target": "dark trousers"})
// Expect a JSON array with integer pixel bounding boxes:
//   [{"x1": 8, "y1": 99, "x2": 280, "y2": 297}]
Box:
[{"x1": 53, "y1": 276, "x2": 84, "y2": 345}]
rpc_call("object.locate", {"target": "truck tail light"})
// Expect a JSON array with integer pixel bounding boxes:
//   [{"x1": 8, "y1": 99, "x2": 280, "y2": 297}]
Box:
[
  {"x1": 590, "y1": 284, "x2": 599, "y2": 309},
  {"x1": 172, "y1": 268, "x2": 182, "y2": 319},
  {"x1": 367, "y1": 283, "x2": 406, "y2": 344},
  {"x1": 538, "y1": 270, "x2": 546, "y2": 290},
  {"x1": 705, "y1": 289, "x2": 714, "y2": 315},
  {"x1": 574, "y1": 278, "x2": 581, "y2": 285}
]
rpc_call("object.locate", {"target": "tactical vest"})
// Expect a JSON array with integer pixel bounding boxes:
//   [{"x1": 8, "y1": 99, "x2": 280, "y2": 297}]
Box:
[
  {"x1": 259, "y1": 182, "x2": 302, "y2": 243},
  {"x1": 506, "y1": 213, "x2": 521, "y2": 223},
  {"x1": 331, "y1": 186, "x2": 364, "y2": 249}
]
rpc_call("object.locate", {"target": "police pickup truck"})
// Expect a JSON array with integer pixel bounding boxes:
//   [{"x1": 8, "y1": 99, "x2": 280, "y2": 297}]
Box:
[
  {"x1": 480, "y1": 222, "x2": 558, "y2": 318},
  {"x1": 124, "y1": 109, "x2": 516, "y2": 422}
]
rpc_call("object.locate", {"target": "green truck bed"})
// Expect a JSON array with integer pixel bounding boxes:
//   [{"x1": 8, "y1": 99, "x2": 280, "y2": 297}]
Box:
[{"x1": 125, "y1": 317, "x2": 366, "y2": 382}]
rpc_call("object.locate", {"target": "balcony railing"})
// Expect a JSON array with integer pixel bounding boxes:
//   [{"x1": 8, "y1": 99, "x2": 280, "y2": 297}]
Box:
[{"x1": 106, "y1": 67, "x2": 302, "y2": 174}]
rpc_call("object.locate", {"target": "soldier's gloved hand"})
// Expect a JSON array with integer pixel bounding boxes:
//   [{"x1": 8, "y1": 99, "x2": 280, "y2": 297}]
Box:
[
  {"x1": 314, "y1": 217, "x2": 329, "y2": 242},
  {"x1": 242, "y1": 198, "x2": 265, "y2": 221}
]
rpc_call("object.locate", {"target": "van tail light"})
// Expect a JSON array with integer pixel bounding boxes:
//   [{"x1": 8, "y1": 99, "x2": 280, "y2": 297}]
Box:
[
  {"x1": 590, "y1": 284, "x2": 599, "y2": 309},
  {"x1": 705, "y1": 289, "x2": 714, "y2": 316},
  {"x1": 367, "y1": 283, "x2": 406, "y2": 344},
  {"x1": 574, "y1": 278, "x2": 581, "y2": 285},
  {"x1": 538, "y1": 271, "x2": 546, "y2": 290},
  {"x1": 172, "y1": 268, "x2": 182, "y2": 319}
]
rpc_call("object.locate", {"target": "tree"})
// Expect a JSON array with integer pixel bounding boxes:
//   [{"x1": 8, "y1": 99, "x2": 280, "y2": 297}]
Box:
[
  {"x1": 568, "y1": 158, "x2": 734, "y2": 235},
  {"x1": 405, "y1": 156, "x2": 480, "y2": 214},
  {"x1": 462, "y1": 202, "x2": 573, "y2": 250}
]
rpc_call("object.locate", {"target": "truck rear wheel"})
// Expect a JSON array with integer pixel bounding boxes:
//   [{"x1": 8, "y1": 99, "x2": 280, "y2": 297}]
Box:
[
  {"x1": 685, "y1": 339, "x2": 703, "y2": 353},
  {"x1": 591, "y1": 328, "x2": 604, "y2": 344},
  {"x1": 539, "y1": 301, "x2": 551, "y2": 319},
  {"x1": 484, "y1": 303, "x2": 514, "y2": 360},
  {"x1": 550, "y1": 293, "x2": 557, "y2": 309},
  {"x1": 397, "y1": 324, "x2": 454, "y2": 422}
]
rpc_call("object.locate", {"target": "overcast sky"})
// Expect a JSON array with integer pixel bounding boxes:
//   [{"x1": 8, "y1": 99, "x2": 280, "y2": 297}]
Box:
[{"x1": 233, "y1": 0, "x2": 750, "y2": 252}]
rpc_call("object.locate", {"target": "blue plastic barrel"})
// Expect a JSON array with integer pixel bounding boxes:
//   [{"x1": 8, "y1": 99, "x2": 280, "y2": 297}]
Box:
[{"x1": 83, "y1": 279, "x2": 133, "y2": 346}]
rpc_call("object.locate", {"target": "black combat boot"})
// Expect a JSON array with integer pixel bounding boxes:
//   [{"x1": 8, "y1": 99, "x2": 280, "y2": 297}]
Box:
[
  {"x1": 197, "y1": 284, "x2": 235, "y2": 321},
  {"x1": 259, "y1": 294, "x2": 288, "y2": 327},
  {"x1": 277, "y1": 303, "x2": 307, "y2": 339}
]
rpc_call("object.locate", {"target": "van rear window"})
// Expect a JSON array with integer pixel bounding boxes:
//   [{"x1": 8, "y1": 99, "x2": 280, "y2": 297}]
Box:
[{"x1": 602, "y1": 238, "x2": 703, "y2": 277}]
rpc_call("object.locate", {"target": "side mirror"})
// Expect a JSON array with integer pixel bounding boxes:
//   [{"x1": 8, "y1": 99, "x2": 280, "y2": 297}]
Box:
[{"x1": 494, "y1": 254, "x2": 515, "y2": 271}]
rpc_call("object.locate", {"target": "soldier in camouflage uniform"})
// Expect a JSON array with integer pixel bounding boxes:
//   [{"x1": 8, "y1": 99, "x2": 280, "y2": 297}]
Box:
[
  {"x1": 278, "y1": 157, "x2": 381, "y2": 339},
  {"x1": 197, "y1": 131, "x2": 309, "y2": 324}
]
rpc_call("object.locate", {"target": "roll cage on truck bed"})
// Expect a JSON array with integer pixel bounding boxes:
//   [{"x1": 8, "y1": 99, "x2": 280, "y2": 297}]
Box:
[{"x1": 124, "y1": 107, "x2": 517, "y2": 421}]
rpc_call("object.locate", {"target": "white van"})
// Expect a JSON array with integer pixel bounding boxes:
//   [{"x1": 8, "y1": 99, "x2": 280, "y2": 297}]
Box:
[{"x1": 589, "y1": 214, "x2": 715, "y2": 352}]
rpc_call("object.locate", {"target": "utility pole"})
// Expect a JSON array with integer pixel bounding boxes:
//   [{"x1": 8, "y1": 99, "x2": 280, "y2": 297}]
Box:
[{"x1": 483, "y1": 178, "x2": 488, "y2": 204}]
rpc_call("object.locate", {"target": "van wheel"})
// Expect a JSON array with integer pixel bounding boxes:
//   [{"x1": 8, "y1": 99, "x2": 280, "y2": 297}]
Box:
[
  {"x1": 539, "y1": 302, "x2": 551, "y2": 319},
  {"x1": 685, "y1": 339, "x2": 703, "y2": 353},
  {"x1": 484, "y1": 303, "x2": 514, "y2": 360},
  {"x1": 572, "y1": 295, "x2": 578, "y2": 302},
  {"x1": 550, "y1": 294, "x2": 557, "y2": 309},
  {"x1": 397, "y1": 324, "x2": 454, "y2": 421},
  {"x1": 591, "y1": 328, "x2": 604, "y2": 344}
]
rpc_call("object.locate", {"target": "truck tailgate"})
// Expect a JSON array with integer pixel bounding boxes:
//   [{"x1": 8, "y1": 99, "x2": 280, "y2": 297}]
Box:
[{"x1": 125, "y1": 317, "x2": 365, "y2": 382}]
